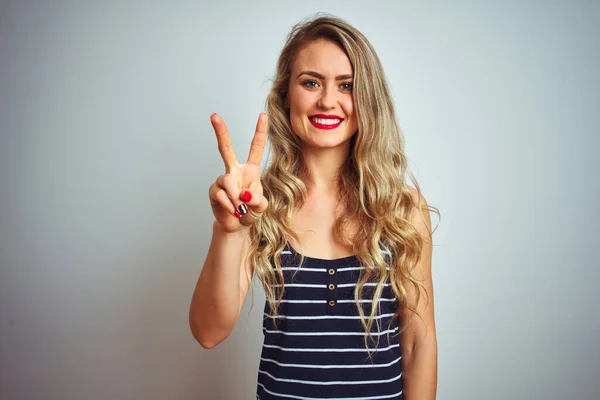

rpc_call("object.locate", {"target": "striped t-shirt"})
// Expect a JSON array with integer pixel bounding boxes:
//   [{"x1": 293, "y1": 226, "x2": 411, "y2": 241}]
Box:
[{"x1": 256, "y1": 245, "x2": 403, "y2": 400}]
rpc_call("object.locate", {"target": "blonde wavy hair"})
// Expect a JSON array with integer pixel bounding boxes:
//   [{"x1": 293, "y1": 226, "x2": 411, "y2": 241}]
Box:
[{"x1": 248, "y1": 14, "x2": 439, "y2": 352}]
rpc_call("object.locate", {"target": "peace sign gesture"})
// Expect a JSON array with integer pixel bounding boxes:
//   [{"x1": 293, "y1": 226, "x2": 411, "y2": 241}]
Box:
[{"x1": 208, "y1": 113, "x2": 269, "y2": 233}]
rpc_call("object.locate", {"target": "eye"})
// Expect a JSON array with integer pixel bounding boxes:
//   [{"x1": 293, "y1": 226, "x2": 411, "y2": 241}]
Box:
[
  {"x1": 301, "y1": 80, "x2": 320, "y2": 89},
  {"x1": 340, "y1": 82, "x2": 353, "y2": 92}
]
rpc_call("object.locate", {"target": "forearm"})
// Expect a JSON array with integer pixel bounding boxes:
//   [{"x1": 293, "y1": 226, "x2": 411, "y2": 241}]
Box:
[
  {"x1": 401, "y1": 338, "x2": 438, "y2": 400},
  {"x1": 189, "y1": 222, "x2": 249, "y2": 348}
]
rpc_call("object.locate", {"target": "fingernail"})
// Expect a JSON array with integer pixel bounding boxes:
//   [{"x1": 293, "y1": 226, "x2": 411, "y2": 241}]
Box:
[
  {"x1": 234, "y1": 210, "x2": 242, "y2": 219},
  {"x1": 210, "y1": 112, "x2": 217, "y2": 117},
  {"x1": 238, "y1": 203, "x2": 248, "y2": 216},
  {"x1": 240, "y1": 191, "x2": 252, "y2": 203}
]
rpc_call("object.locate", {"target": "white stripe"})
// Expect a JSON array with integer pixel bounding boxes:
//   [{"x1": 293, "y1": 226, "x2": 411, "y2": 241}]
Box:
[
  {"x1": 337, "y1": 267, "x2": 365, "y2": 272},
  {"x1": 281, "y1": 267, "x2": 327, "y2": 272},
  {"x1": 278, "y1": 299, "x2": 327, "y2": 304},
  {"x1": 260, "y1": 356, "x2": 401, "y2": 369},
  {"x1": 337, "y1": 283, "x2": 391, "y2": 288},
  {"x1": 263, "y1": 326, "x2": 398, "y2": 336},
  {"x1": 282, "y1": 250, "x2": 292, "y2": 254},
  {"x1": 262, "y1": 343, "x2": 400, "y2": 353},
  {"x1": 257, "y1": 382, "x2": 403, "y2": 400},
  {"x1": 264, "y1": 313, "x2": 396, "y2": 320},
  {"x1": 337, "y1": 266, "x2": 390, "y2": 272},
  {"x1": 259, "y1": 369, "x2": 402, "y2": 385},
  {"x1": 336, "y1": 298, "x2": 396, "y2": 303},
  {"x1": 272, "y1": 284, "x2": 327, "y2": 288}
]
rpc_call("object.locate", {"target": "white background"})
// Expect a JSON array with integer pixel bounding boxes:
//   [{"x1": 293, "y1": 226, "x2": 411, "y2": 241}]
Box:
[{"x1": 1, "y1": 1, "x2": 599, "y2": 399}]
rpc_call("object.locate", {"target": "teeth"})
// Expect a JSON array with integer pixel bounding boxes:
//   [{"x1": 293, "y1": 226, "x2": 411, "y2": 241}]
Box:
[{"x1": 312, "y1": 118, "x2": 341, "y2": 125}]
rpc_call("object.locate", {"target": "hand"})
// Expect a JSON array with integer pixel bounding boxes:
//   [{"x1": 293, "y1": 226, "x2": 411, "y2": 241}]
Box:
[{"x1": 208, "y1": 113, "x2": 269, "y2": 233}]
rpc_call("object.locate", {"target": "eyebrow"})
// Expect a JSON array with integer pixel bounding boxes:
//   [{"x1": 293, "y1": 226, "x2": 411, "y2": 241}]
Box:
[{"x1": 296, "y1": 71, "x2": 353, "y2": 80}]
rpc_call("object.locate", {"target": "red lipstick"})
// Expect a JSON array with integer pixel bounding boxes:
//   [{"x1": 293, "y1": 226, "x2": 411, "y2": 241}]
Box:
[{"x1": 308, "y1": 114, "x2": 344, "y2": 130}]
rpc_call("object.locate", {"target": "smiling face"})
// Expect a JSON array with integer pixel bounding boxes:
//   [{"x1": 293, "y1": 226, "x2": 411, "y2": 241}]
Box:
[{"x1": 287, "y1": 38, "x2": 358, "y2": 152}]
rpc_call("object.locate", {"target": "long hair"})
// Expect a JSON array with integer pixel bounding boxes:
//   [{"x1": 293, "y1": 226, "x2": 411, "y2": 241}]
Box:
[{"x1": 247, "y1": 14, "x2": 439, "y2": 351}]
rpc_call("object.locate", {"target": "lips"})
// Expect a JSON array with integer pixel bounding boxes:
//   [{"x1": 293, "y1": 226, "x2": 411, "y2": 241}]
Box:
[{"x1": 309, "y1": 114, "x2": 344, "y2": 130}]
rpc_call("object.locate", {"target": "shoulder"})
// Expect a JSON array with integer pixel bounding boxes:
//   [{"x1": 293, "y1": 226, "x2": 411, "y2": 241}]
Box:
[
  {"x1": 405, "y1": 185, "x2": 432, "y2": 237},
  {"x1": 406, "y1": 185, "x2": 426, "y2": 206}
]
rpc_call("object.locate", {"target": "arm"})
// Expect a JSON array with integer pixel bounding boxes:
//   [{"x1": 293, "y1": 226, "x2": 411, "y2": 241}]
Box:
[
  {"x1": 400, "y1": 189, "x2": 438, "y2": 399},
  {"x1": 189, "y1": 113, "x2": 268, "y2": 349},
  {"x1": 188, "y1": 222, "x2": 254, "y2": 349}
]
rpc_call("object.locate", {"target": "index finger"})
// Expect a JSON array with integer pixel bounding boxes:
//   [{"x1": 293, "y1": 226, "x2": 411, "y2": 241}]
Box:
[
  {"x1": 210, "y1": 113, "x2": 238, "y2": 172},
  {"x1": 247, "y1": 112, "x2": 268, "y2": 166}
]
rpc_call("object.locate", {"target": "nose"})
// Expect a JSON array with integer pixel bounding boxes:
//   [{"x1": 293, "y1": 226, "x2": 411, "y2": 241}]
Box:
[{"x1": 317, "y1": 86, "x2": 336, "y2": 110}]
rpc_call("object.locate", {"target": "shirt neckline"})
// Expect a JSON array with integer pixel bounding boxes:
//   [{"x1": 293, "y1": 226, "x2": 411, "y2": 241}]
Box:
[{"x1": 285, "y1": 242, "x2": 359, "y2": 266}]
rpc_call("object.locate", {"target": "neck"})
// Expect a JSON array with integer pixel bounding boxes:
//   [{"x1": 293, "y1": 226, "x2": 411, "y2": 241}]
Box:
[{"x1": 300, "y1": 143, "x2": 351, "y2": 194}]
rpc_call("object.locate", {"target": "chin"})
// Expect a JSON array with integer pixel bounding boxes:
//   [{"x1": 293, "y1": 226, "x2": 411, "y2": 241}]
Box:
[
  {"x1": 304, "y1": 133, "x2": 355, "y2": 150},
  {"x1": 292, "y1": 120, "x2": 356, "y2": 149}
]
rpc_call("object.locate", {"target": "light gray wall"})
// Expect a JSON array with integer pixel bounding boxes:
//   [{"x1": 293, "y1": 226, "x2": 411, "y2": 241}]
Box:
[{"x1": 1, "y1": 1, "x2": 598, "y2": 399}]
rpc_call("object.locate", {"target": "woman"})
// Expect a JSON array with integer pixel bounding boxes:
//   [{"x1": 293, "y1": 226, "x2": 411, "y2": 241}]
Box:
[{"x1": 189, "y1": 15, "x2": 438, "y2": 400}]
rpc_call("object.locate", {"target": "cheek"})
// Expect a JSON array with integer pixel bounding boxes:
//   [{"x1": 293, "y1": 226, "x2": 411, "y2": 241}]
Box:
[
  {"x1": 288, "y1": 93, "x2": 306, "y2": 133},
  {"x1": 289, "y1": 93, "x2": 310, "y2": 115},
  {"x1": 289, "y1": 101, "x2": 305, "y2": 124},
  {"x1": 342, "y1": 98, "x2": 357, "y2": 125},
  {"x1": 345, "y1": 97, "x2": 355, "y2": 114}
]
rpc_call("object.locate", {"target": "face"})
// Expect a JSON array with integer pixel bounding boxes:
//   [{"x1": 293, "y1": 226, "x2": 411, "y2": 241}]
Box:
[{"x1": 287, "y1": 38, "x2": 358, "y2": 151}]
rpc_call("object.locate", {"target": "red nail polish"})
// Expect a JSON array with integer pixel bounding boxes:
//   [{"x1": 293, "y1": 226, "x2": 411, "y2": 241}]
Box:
[
  {"x1": 234, "y1": 210, "x2": 242, "y2": 219},
  {"x1": 240, "y1": 191, "x2": 252, "y2": 203}
]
